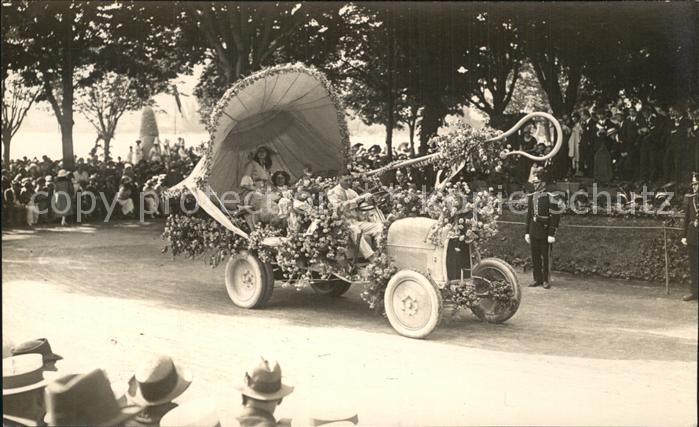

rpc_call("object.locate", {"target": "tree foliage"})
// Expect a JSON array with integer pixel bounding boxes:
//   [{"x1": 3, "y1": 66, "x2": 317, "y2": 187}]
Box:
[
  {"x1": 2, "y1": 72, "x2": 40, "y2": 168},
  {"x1": 75, "y1": 72, "x2": 153, "y2": 161}
]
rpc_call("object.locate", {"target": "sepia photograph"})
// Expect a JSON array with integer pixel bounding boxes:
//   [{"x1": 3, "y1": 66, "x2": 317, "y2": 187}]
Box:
[{"x1": 2, "y1": 1, "x2": 697, "y2": 426}]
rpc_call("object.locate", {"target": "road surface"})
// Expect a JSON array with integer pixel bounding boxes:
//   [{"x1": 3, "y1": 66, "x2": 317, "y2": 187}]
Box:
[{"x1": 2, "y1": 220, "x2": 697, "y2": 426}]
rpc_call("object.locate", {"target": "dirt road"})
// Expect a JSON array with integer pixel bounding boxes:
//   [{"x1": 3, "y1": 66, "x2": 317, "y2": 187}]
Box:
[{"x1": 2, "y1": 221, "x2": 697, "y2": 426}]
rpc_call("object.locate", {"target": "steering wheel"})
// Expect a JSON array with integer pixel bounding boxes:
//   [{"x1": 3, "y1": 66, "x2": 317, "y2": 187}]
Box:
[{"x1": 357, "y1": 186, "x2": 391, "y2": 211}]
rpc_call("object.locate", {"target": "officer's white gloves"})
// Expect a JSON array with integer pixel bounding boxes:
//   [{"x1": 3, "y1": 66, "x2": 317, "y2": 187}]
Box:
[
  {"x1": 681, "y1": 237, "x2": 688, "y2": 246},
  {"x1": 547, "y1": 236, "x2": 556, "y2": 244},
  {"x1": 524, "y1": 234, "x2": 531, "y2": 244}
]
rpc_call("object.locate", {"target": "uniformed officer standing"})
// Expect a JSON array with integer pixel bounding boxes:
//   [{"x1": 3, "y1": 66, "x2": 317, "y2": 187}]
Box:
[
  {"x1": 525, "y1": 168, "x2": 562, "y2": 289},
  {"x1": 680, "y1": 172, "x2": 699, "y2": 301}
]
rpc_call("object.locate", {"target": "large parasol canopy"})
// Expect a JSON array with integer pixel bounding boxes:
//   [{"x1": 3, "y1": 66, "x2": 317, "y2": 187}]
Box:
[{"x1": 170, "y1": 63, "x2": 350, "y2": 238}]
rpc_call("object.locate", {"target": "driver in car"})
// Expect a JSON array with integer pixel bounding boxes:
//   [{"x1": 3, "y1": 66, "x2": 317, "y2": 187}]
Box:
[{"x1": 327, "y1": 173, "x2": 383, "y2": 260}]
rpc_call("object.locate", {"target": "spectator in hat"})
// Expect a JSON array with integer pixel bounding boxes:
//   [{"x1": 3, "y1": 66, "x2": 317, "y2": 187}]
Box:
[
  {"x1": 3, "y1": 354, "x2": 49, "y2": 426},
  {"x1": 122, "y1": 354, "x2": 193, "y2": 427},
  {"x1": 592, "y1": 108, "x2": 614, "y2": 183},
  {"x1": 579, "y1": 109, "x2": 596, "y2": 177},
  {"x1": 568, "y1": 112, "x2": 583, "y2": 177},
  {"x1": 19, "y1": 177, "x2": 39, "y2": 227},
  {"x1": 11, "y1": 338, "x2": 63, "y2": 372},
  {"x1": 617, "y1": 109, "x2": 639, "y2": 181},
  {"x1": 680, "y1": 172, "x2": 698, "y2": 301},
  {"x1": 44, "y1": 368, "x2": 142, "y2": 426},
  {"x1": 73, "y1": 164, "x2": 89, "y2": 192},
  {"x1": 235, "y1": 358, "x2": 294, "y2": 427},
  {"x1": 34, "y1": 177, "x2": 51, "y2": 224},
  {"x1": 652, "y1": 103, "x2": 673, "y2": 182},
  {"x1": 117, "y1": 176, "x2": 136, "y2": 218},
  {"x1": 664, "y1": 106, "x2": 691, "y2": 184},
  {"x1": 52, "y1": 169, "x2": 74, "y2": 226}
]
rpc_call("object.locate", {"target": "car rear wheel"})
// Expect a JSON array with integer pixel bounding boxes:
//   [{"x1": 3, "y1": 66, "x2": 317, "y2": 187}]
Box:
[
  {"x1": 310, "y1": 280, "x2": 352, "y2": 297},
  {"x1": 384, "y1": 270, "x2": 442, "y2": 339}
]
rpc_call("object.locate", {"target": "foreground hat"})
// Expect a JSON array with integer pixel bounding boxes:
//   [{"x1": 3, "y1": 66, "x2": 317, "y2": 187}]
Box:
[
  {"x1": 3, "y1": 354, "x2": 48, "y2": 396},
  {"x1": 44, "y1": 369, "x2": 141, "y2": 426},
  {"x1": 235, "y1": 358, "x2": 293, "y2": 401},
  {"x1": 159, "y1": 399, "x2": 221, "y2": 427},
  {"x1": 11, "y1": 338, "x2": 63, "y2": 366},
  {"x1": 126, "y1": 354, "x2": 193, "y2": 407}
]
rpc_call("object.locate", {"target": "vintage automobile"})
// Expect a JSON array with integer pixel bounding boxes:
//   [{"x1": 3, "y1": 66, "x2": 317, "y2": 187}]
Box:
[{"x1": 171, "y1": 63, "x2": 562, "y2": 339}]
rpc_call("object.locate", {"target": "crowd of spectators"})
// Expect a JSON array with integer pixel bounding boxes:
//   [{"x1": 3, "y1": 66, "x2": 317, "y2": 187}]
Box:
[
  {"x1": 506, "y1": 102, "x2": 699, "y2": 189},
  {"x1": 1, "y1": 139, "x2": 200, "y2": 229},
  {"x1": 2, "y1": 337, "x2": 358, "y2": 426}
]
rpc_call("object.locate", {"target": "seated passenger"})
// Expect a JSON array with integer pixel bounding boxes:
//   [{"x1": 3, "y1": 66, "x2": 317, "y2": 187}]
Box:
[
  {"x1": 270, "y1": 171, "x2": 291, "y2": 203},
  {"x1": 327, "y1": 173, "x2": 382, "y2": 260},
  {"x1": 242, "y1": 146, "x2": 273, "y2": 186}
]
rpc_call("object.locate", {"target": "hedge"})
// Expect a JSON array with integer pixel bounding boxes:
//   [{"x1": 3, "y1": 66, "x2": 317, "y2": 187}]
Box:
[{"x1": 481, "y1": 210, "x2": 691, "y2": 286}]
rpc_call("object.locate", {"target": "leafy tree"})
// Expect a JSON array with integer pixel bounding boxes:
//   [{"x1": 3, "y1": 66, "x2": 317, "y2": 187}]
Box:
[
  {"x1": 170, "y1": 2, "x2": 343, "y2": 122},
  {"x1": 459, "y1": 7, "x2": 525, "y2": 129},
  {"x1": 2, "y1": 1, "x2": 185, "y2": 169},
  {"x1": 2, "y1": 72, "x2": 40, "y2": 168},
  {"x1": 331, "y1": 4, "x2": 409, "y2": 160},
  {"x1": 75, "y1": 72, "x2": 153, "y2": 161}
]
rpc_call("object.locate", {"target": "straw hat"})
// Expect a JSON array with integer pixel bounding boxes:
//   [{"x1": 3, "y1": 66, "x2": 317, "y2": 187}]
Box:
[
  {"x1": 235, "y1": 358, "x2": 293, "y2": 401},
  {"x1": 11, "y1": 338, "x2": 63, "y2": 367},
  {"x1": 125, "y1": 354, "x2": 193, "y2": 407},
  {"x1": 2, "y1": 354, "x2": 47, "y2": 396}
]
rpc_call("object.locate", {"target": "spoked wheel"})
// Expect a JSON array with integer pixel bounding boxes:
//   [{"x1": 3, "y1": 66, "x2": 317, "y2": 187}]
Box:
[
  {"x1": 225, "y1": 252, "x2": 274, "y2": 308},
  {"x1": 384, "y1": 270, "x2": 443, "y2": 339},
  {"x1": 310, "y1": 280, "x2": 352, "y2": 297},
  {"x1": 470, "y1": 258, "x2": 521, "y2": 323}
]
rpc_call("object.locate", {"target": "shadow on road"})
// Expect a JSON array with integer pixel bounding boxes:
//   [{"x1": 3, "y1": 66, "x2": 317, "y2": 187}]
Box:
[{"x1": 3, "y1": 220, "x2": 697, "y2": 363}]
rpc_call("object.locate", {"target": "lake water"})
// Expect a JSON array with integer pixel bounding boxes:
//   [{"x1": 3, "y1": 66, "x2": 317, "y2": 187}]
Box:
[{"x1": 5, "y1": 131, "x2": 211, "y2": 162}]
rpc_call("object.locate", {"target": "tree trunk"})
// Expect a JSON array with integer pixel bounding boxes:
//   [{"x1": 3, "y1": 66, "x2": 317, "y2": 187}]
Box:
[
  {"x1": 2, "y1": 130, "x2": 11, "y2": 169},
  {"x1": 103, "y1": 137, "x2": 112, "y2": 162},
  {"x1": 60, "y1": 7, "x2": 75, "y2": 170},
  {"x1": 408, "y1": 120, "x2": 416, "y2": 158},
  {"x1": 419, "y1": 101, "x2": 442, "y2": 155}
]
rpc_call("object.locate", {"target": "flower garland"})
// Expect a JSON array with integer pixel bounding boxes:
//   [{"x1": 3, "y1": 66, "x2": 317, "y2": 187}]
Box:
[
  {"x1": 427, "y1": 121, "x2": 507, "y2": 176},
  {"x1": 275, "y1": 201, "x2": 353, "y2": 288},
  {"x1": 161, "y1": 214, "x2": 247, "y2": 268}
]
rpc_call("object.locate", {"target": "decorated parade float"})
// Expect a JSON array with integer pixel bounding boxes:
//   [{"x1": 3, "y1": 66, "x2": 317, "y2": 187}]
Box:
[{"x1": 163, "y1": 63, "x2": 562, "y2": 339}]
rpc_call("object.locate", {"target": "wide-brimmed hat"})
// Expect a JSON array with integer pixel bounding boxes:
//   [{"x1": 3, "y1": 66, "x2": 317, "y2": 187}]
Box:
[
  {"x1": 3, "y1": 354, "x2": 48, "y2": 396},
  {"x1": 11, "y1": 338, "x2": 63, "y2": 367},
  {"x1": 159, "y1": 399, "x2": 221, "y2": 427},
  {"x1": 44, "y1": 369, "x2": 141, "y2": 426},
  {"x1": 235, "y1": 358, "x2": 293, "y2": 401},
  {"x1": 57, "y1": 169, "x2": 68, "y2": 178},
  {"x1": 126, "y1": 354, "x2": 193, "y2": 407}
]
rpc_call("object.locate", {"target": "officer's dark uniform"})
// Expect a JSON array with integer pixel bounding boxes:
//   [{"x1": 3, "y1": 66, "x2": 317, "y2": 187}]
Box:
[
  {"x1": 525, "y1": 184, "x2": 562, "y2": 288},
  {"x1": 682, "y1": 185, "x2": 698, "y2": 300}
]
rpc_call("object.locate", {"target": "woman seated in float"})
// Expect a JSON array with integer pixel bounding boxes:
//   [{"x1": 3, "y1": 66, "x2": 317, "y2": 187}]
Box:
[{"x1": 242, "y1": 146, "x2": 274, "y2": 186}]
